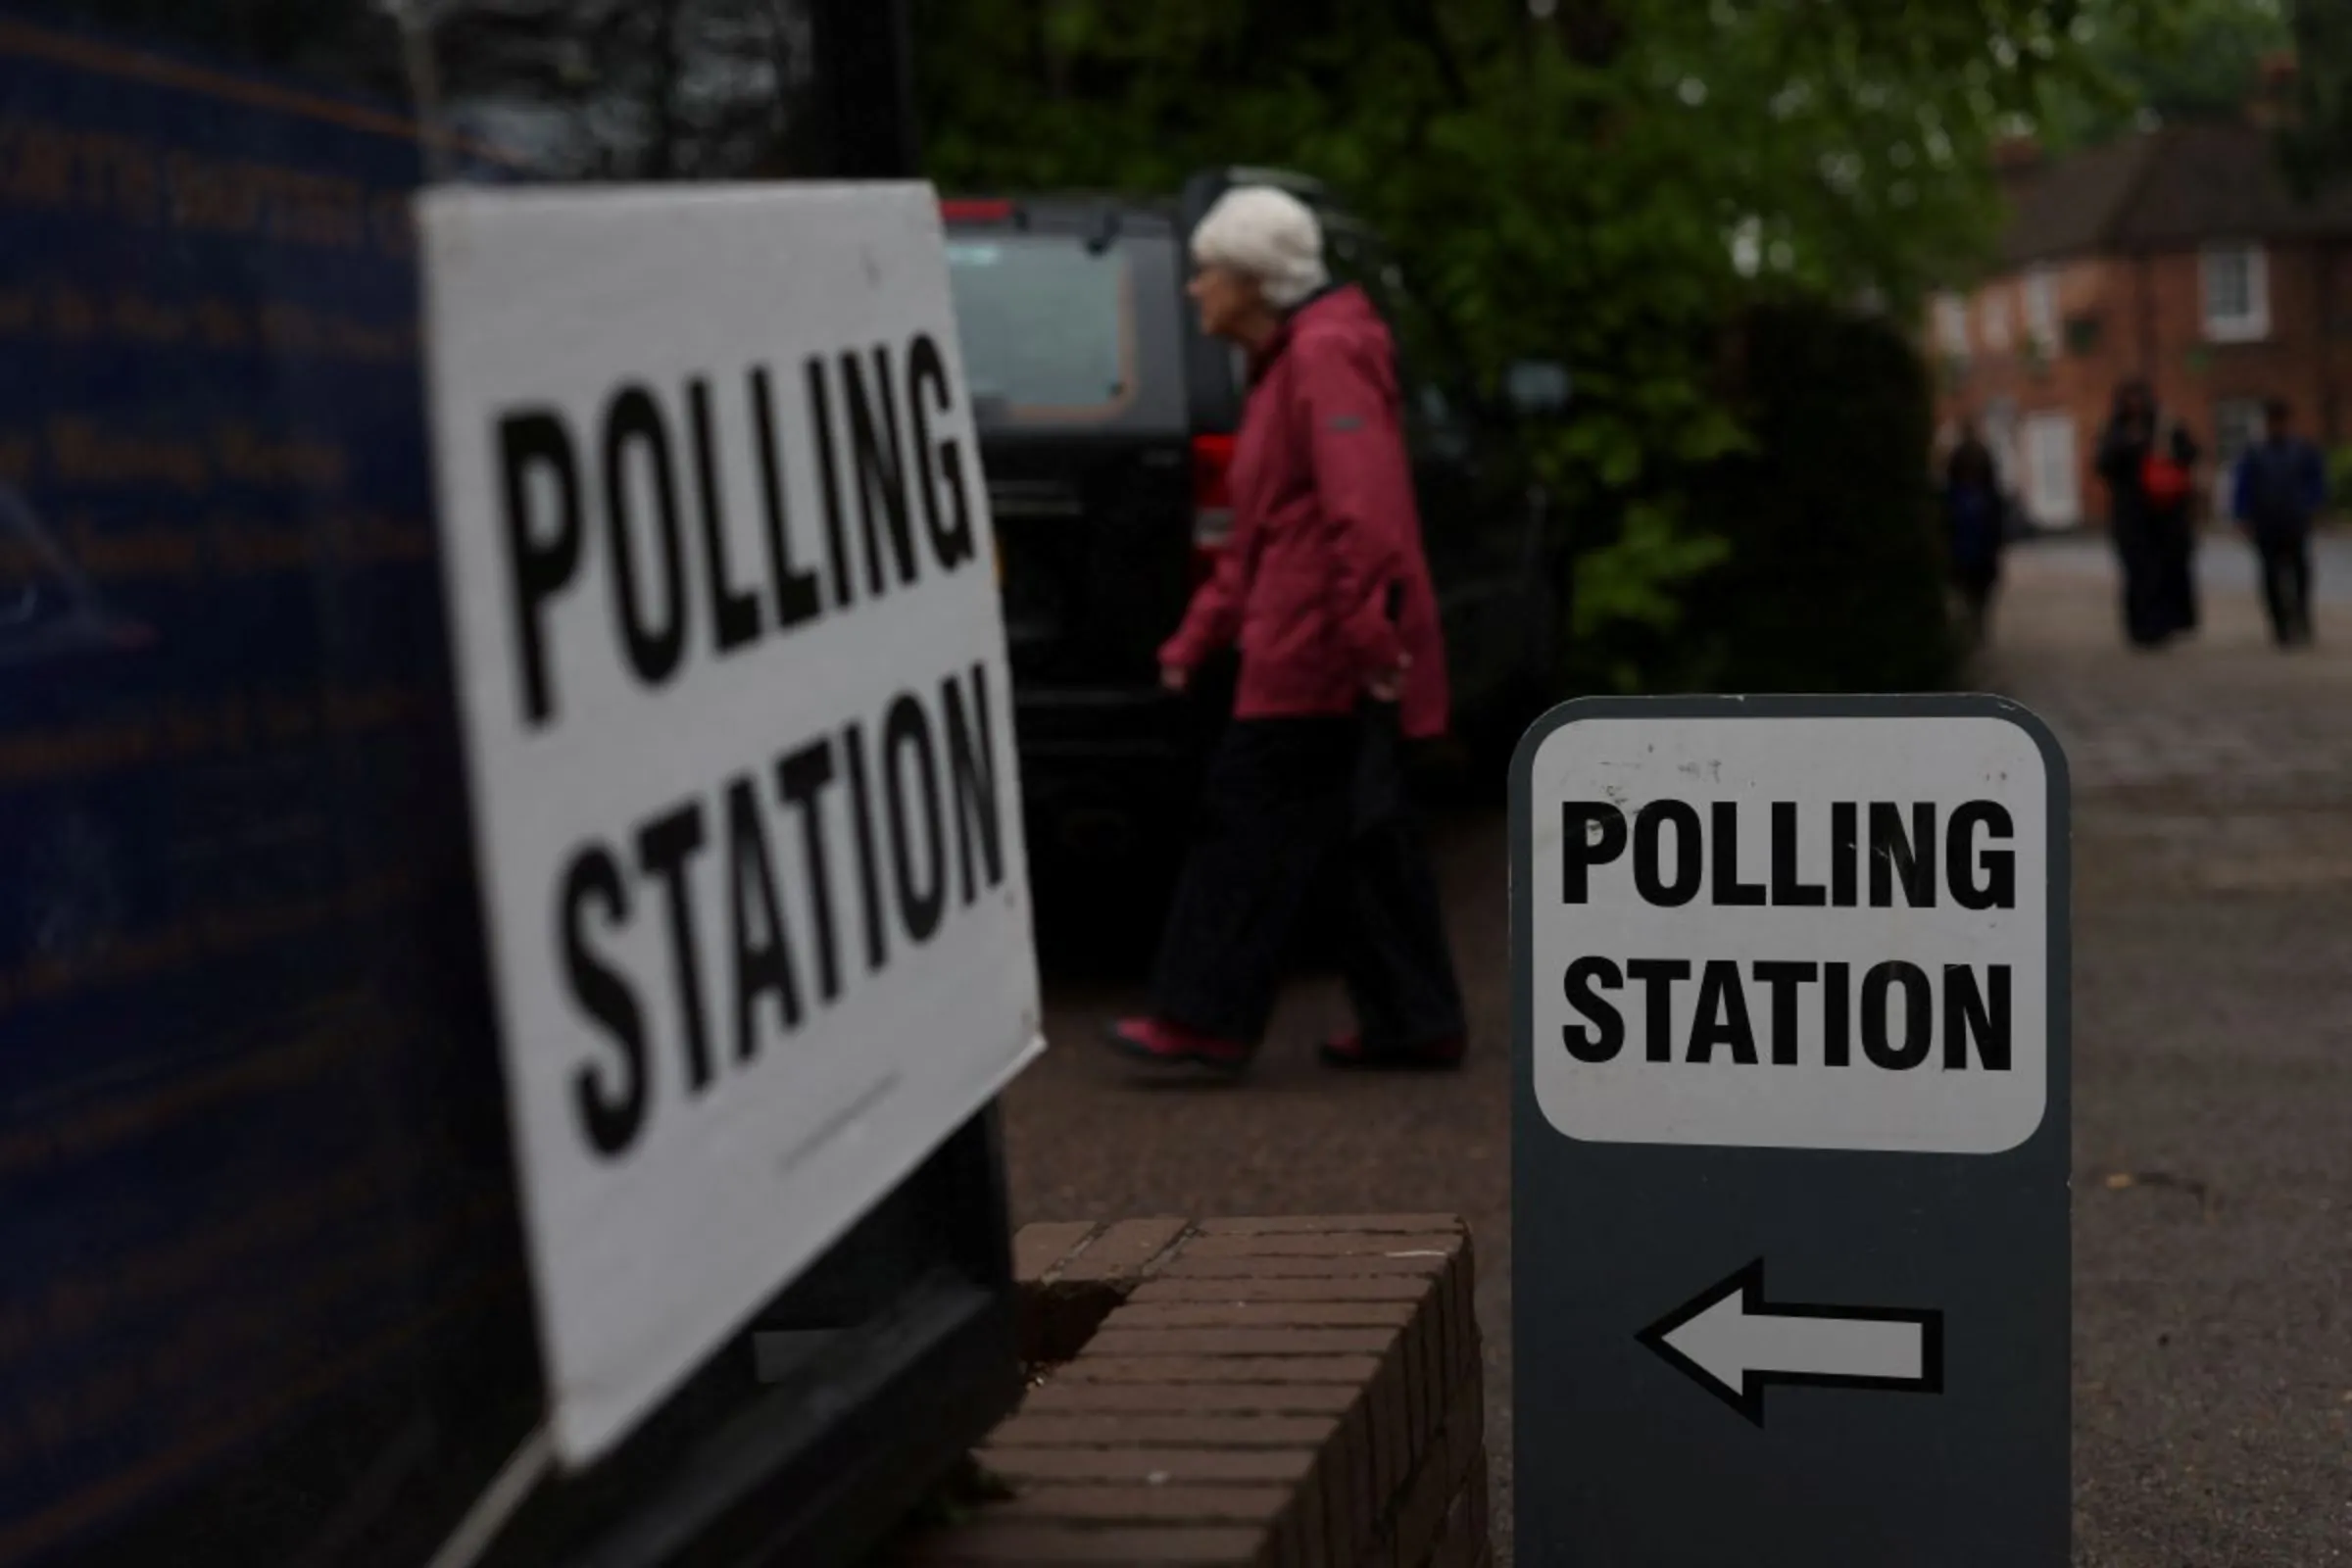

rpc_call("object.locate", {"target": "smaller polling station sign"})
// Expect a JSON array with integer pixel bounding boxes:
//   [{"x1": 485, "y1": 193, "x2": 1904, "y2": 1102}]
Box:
[
  {"x1": 418, "y1": 183, "x2": 1043, "y2": 1467},
  {"x1": 1510, "y1": 695, "x2": 2069, "y2": 1567}
]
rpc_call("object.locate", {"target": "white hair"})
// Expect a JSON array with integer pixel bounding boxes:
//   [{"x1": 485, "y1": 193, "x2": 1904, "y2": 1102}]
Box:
[{"x1": 1190, "y1": 185, "x2": 1331, "y2": 311}]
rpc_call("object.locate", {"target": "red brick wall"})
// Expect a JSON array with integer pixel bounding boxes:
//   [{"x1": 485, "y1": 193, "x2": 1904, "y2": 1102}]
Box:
[
  {"x1": 1933, "y1": 238, "x2": 2351, "y2": 528},
  {"x1": 2325, "y1": 243, "x2": 2352, "y2": 443},
  {"x1": 1932, "y1": 256, "x2": 2124, "y2": 527},
  {"x1": 893, "y1": 1216, "x2": 1489, "y2": 1568}
]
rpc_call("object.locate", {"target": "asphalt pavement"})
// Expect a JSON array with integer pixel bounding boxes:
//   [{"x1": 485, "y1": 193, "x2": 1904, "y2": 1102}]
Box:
[
  {"x1": 1987, "y1": 535, "x2": 2352, "y2": 1566},
  {"x1": 1004, "y1": 530, "x2": 2352, "y2": 1566},
  {"x1": 2034, "y1": 520, "x2": 2352, "y2": 607}
]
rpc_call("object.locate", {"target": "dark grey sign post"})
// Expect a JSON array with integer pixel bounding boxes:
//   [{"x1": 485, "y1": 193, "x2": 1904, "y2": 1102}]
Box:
[{"x1": 1510, "y1": 695, "x2": 2070, "y2": 1567}]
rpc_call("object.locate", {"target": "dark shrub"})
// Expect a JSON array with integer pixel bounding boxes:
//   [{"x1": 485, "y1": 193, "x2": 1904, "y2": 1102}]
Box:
[{"x1": 1666, "y1": 300, "x2": 1958, "y2": 694}]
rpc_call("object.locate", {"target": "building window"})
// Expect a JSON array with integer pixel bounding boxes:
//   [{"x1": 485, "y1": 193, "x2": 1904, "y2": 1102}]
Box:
[
  {"x1": 1981, "y1": 289, "x2": 2012, "y2": 353},
  {"x1": 2023, "y1": 267, "x2": 2059, "y2": 349},
  {"x1": 2022, "y1": 412, "x2": 2080, "y2": 527},
  {"x1": 2201, "y1": 244, "x2": 2271, "y2": 342},
  {"x1": 1934, "y1": 292, "x2": 1969, "y2": 359}
]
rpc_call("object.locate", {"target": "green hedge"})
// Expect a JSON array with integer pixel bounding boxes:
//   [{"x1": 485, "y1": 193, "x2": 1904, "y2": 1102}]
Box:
[{"x1": 1649, "y1": 300, "x2": 1958, "y2": 694}]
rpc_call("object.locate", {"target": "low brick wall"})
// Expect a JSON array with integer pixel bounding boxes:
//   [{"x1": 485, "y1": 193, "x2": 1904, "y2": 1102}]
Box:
[{"x1": 892, "y1": 1215, "x2": 1488, "y2": 1568}]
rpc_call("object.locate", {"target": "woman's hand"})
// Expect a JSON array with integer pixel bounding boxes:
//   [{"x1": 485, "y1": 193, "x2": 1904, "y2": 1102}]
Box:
[
  {"x1": 1367, "y1": 652, "x2": 1411, "y2": 704},
  {"x1": 1161, "y1": 662, "x2": 1192, "y2": 694}
]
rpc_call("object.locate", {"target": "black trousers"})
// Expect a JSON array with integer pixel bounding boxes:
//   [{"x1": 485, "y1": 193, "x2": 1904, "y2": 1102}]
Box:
[
  {"x1": 2114, "y1": 514, "x2": 2164, "y2": 647},
  {"x1": 1149, "y1": 710, "x2": 1466, "y2": 1052},
  {"x1": 2115, "y1": 510, "x2": 2196, "y2": 646},
  {"x1": 2254, "y1": 524, "x2": 2315, "y2": 645},
  {"x1": 1954, "y1": 559, "x2": 1999, "y2": 647},
  {"x1": 2154, "y1": 509, "x2": 2200, "y2": 635}
]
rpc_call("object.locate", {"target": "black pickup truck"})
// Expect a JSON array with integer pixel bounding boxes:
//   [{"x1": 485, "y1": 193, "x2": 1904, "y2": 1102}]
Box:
[{"x1": 940, "y1": 167, "x2": 1574, "y2": 863}]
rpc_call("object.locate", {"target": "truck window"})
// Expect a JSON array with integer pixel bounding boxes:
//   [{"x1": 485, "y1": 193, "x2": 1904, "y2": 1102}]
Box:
[{"x1": 945, "y1": 234, "x2": 1139, "y2": 421}]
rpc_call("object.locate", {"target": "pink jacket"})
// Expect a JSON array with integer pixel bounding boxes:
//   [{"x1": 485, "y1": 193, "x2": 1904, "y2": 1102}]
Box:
[{"x1": 1159, "y1": 285, "x2": 1451, "y2": 739}]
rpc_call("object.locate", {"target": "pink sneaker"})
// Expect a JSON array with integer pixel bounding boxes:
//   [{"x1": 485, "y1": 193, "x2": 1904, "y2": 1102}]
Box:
[{"x1": 1106, "y1": 1017, "x2": 1251, "y2": 1077}]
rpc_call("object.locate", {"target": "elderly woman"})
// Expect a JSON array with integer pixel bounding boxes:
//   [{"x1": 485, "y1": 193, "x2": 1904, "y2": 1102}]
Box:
[{"x1": 1109, "y1": 185, "x2": 1465, "y2": 1077}]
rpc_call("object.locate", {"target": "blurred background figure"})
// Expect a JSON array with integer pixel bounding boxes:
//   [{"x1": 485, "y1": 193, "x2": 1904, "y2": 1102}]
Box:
[
  {"x1": 1109, "y1": 186, "x2": 1465, "y2": 1080},
  {"x1": 2231, "y1": 397, "x2": 2327, "y2": 647},
  {"x1": 1943, "y1": 418, "x2": 2006, "y2": 649},
  {"x1": 2097, "y1": 378, "x2": 2203, "y2": 649}
]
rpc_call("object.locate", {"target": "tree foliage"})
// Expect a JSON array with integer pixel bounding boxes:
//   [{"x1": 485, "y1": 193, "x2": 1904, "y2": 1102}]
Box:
[
  {"x1": 910, "y1": 0, "x2": 2141, "y2": 669},
  {"x1": 429, "y1": 0, "x2": 821, "y2": 178},
  {"x1": 2282, "y1": 0, "x2": 2352, "y2": 190},
  {"x1": 1672, "y1": 302, "x2": 1956, "y2": 695},
  {"x1": 2034, "y1": 0, "x2": 2291, "y2": 151}
]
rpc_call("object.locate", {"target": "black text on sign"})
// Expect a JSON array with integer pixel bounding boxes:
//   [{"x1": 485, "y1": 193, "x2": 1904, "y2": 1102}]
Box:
[{"x1": 1524, "y1": 715, "x2": 2050, "y2": 1153}]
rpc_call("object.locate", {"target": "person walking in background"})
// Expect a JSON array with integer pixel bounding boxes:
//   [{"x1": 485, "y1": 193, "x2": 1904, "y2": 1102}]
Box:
[
  {"x1": 2096, "y1": 378, "x2": 2201, "y2": 648},
  {"x1": 1109, "y1": 185, "x2": 1467, "y2": 1078},
  {"x1": 2095, "y1": 380, "x2": 2164, "y2": 647},
  {"x1": 2150, "y1": 404, "x2": 2203, "y2": 640},
  {"x1": 2231, "y1": 398, "x2": 2327, "y2": 647},
  {"x1": 1943, "y1": 419, "x2": 2005, "y2": 648}
]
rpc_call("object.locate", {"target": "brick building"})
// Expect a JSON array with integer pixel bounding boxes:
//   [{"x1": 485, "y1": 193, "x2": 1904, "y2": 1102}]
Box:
[{"x1": 1931, "y1": 119, "x2": 2352, "y2": 529}]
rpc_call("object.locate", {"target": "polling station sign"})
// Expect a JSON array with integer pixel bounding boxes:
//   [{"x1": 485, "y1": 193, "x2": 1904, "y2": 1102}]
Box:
[
  {"x1": 1511, "y1": 695, "x2": 2070, "y2": 1567},
  {"x1": 419, "y1": 183, "x2": 1042, "y2": 1466}
]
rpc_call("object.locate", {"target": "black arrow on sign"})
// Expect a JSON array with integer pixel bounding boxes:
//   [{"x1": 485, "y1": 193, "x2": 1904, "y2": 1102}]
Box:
[{"x1": 1636, "y1": 1259, "x2": 1944, "y2": 1427}]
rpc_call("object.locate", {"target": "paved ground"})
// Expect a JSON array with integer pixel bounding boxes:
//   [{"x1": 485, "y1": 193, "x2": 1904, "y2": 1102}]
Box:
[
  {"x1": 1004, "y1": 528, "x2": 2352, "y2": 1565},
  {"x1": 1987, "y1": 536, "x2": 2352, "y2": 1567}
]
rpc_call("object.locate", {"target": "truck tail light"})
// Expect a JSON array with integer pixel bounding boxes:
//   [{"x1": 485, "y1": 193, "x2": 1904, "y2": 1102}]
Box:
[
  {"x1": 939, "y1": 198, "x2": 1014, "y2": 222},
  {"x1": 1191, "y1": 433, "x2": 1235, "y2": 584}
]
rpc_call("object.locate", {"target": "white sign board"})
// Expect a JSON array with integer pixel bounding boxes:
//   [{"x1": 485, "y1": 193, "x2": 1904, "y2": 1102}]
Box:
[
  {"x1": 419, "y1": 183, "x2": 1042, "y2": 1466},
  {"x1": 1524, "y1": 711, "x2": 2048, "y2": 1153}
]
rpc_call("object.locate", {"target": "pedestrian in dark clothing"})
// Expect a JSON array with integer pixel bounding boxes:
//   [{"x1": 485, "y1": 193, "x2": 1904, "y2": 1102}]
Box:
[
  {"x1": 1944, "y1": 422, "x2": 2004, "y2": 647},
  {"x1": 2150, "y1": 415, "x2": 2203, "y2": 638},
  {"x1": 2096, "y1": 379, "x2": 2201, "y2": 647},
  {"x1": 2231, "y1": 398, "x2": 2328, "y2": 647},
  {"x1": 1108, "y1": 186, "x2": 1467, "y2": 1078}
]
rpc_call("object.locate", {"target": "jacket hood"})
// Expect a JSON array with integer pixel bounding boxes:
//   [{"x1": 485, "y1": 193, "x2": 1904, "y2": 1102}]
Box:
[{"x1": 1255, "y1": 284, "x2": 1399, "y2": 403}]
